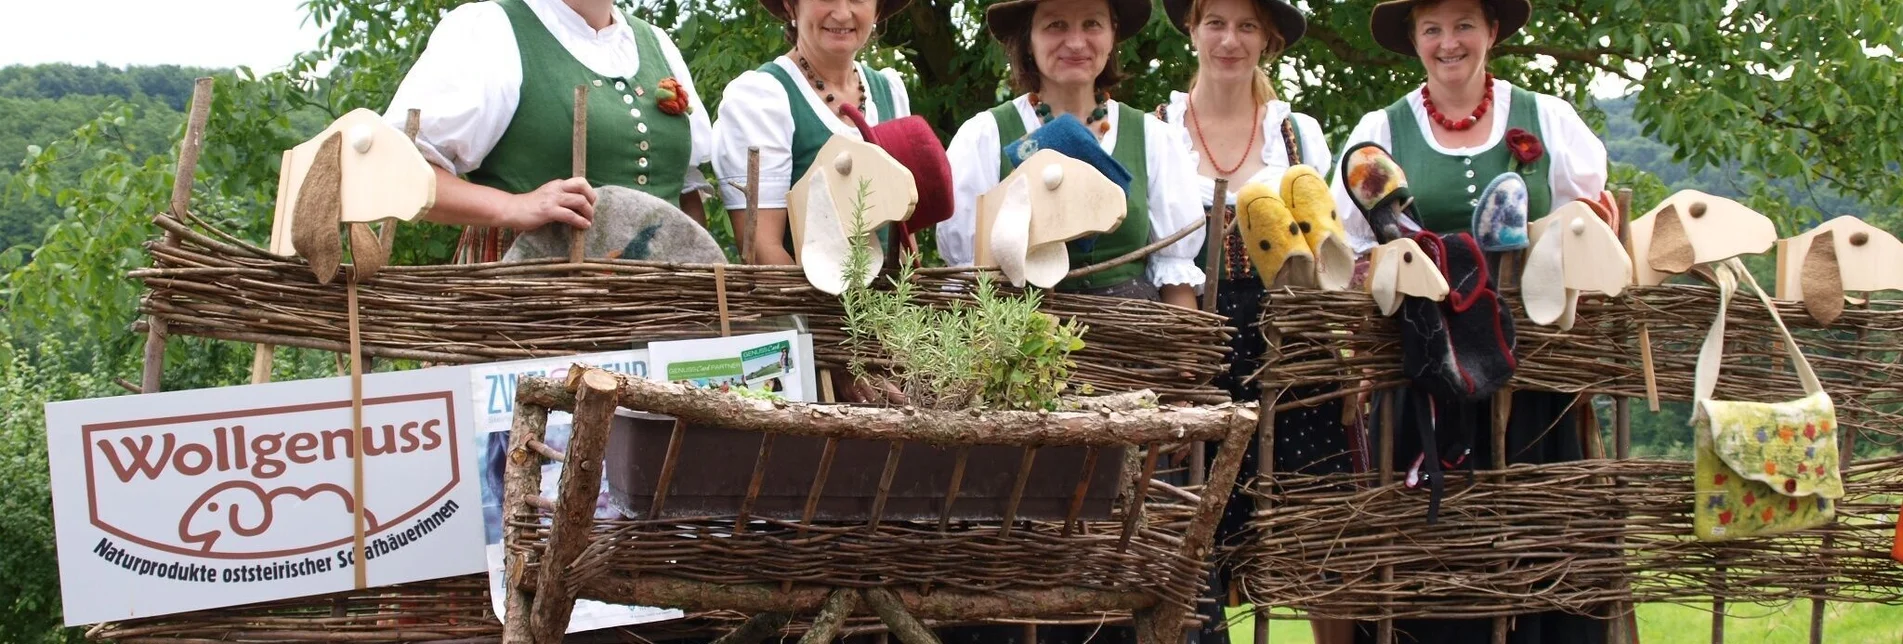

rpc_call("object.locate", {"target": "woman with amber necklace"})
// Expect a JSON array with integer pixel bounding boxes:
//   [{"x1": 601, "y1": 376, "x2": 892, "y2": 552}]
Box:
[
  {"x1": 713, "y1": 0, "x2": 914, "y2": 265},
  {"x1": 936, "y1": 0, "x2": 1206, "y2": 310},
  {"x1": 1329, "y1": 0, "x2": 1608, "y2": 642},
  {"x1": 1155, "y1": 0, "x2": 1352, "y2": 641}
]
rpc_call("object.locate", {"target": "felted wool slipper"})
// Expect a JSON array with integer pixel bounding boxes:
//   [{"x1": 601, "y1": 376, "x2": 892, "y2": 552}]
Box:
[
  {"x1": 1238, "y1": 181, "x2": 1312, "y2": 287},
  {"x1": 1340, "y1": 143, "x2": 1423, "y2": 244},
  {"x1": 1282, "y1": 166, "x2": 1354, "y2": 290},
  {"x1": 1472, "y1": 172, "x2": 1530, "y2": 252},
  {"x1": 503, "y1": 185, "x2": 726, "y2": 265}
]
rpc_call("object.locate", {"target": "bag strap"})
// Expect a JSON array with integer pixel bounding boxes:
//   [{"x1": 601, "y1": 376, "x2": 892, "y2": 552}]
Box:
[
  {"x1": 1692, "y1": 259, "x2": 1823, "y2": 423},
  {"x1": 1281, "y1": 117, "x2": 1303, "y2": 168}
]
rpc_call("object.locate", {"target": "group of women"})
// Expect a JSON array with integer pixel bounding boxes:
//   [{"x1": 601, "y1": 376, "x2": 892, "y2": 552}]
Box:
[{"x1": 386, "y1": 0, "x2": 1607, "y2": 642}]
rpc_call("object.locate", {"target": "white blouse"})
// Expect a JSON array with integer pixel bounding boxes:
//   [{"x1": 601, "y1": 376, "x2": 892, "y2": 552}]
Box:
[
  {"x1": 1160, "y1": 91, "x2": 1334, "y2": 207},
  {"x1": 1328, "y1": 78, "x2": 1609, "y2": 255},
  {"x1": 383, "y1": 0, "x2": 714, "y2": 195},
  {"x1": 711, "y1": 56, "x2": 912, "y2": 210},
  {"x1": 938, "y1": 95, "x2": 1208, "y2": 289}
]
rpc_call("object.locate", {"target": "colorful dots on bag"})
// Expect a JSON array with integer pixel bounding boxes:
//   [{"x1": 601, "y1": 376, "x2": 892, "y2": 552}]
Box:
[
  {"x1": 1785, "y1": 479, "x2": 1798, "y2": 494},
  {"x1": 1765, "y1": 461, "x2": 1778, "y2": 476},
  {"x1": 1762, "y1": 507, "x2": 1777, "y2": 523},
  {"x1": 1744, "y1": 492, "x2": 1756, "y2": 506},
  {"x1": 1720, "y1": 510, "x2": 1735, "y2": 525}
]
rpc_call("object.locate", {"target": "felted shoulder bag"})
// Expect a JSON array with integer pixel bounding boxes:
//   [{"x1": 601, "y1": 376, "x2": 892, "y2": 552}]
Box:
[{"x1": 1691, "y1": 259, "x2": 1843, "y2": 542}]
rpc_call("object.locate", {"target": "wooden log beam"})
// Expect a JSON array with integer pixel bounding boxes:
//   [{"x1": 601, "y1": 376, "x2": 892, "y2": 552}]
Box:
[
  {"x1": 501, "y1": 401, "x2": 550, "y2": 644},
  {"x1": 865, "y1": 588, "x2": 942, "y2": 644},
  {"x1": 709, "y1": 612, "x2": 791, "y2": 644},
  {"x1": 526, "y1": 369, "x2": 619, "y2": 642},
  {"x1": 513, "y1": 372, "x2": 1252, "y2": 448},
  {"x1": 797, "y1": 589, "x2": 859, "y2": 644},
  {"x1": 573, "y1": 575, "x2": 1156, "y2": 618},
  {"x1": 1140, "y1": 407, "x2": 1254, "y2": 643}
]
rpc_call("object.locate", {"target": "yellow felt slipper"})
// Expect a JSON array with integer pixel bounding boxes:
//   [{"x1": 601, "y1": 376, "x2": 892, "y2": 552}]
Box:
[
  {"x1": 1281, "y1": 166, "x2": 1354, "y2": 290},
  {"x1": 1238, "y1": 181, "x2": 1312, "y2": 287}
]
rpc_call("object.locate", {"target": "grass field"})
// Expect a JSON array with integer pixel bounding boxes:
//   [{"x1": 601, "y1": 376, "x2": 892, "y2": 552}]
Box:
[{"x1": 1221, "y1": 602, "x2": 1903, "y2": 643}]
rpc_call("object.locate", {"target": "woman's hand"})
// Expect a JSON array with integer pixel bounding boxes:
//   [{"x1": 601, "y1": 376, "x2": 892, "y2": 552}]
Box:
[{"x1": 500, "y1": 177, "x2": 597, "y2": 232}]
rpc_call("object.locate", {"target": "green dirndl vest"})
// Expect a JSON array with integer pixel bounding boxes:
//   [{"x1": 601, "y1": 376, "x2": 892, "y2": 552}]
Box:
[
  {"x1": 466, "y1": 0, "x2": 692, "y2": 206},
  {"x1": 758, "y1": 61, "x2": 896, "y2": 256},
  {"x1": 989, "y1": 100, "x2": 1151, "y2": 291},
  {"x1": 1384, "y1": 85, "x2": 1553, "y2": 234}
]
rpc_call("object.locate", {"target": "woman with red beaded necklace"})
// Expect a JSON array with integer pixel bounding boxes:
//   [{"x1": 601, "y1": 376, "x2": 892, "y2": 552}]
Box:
[{"x1": 1328, "y1": 2, "x2": 1609, "y2": 642}]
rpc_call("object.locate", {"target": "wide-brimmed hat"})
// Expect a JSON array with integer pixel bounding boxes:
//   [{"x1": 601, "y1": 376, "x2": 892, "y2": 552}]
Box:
[
  {"x1": 1162, "y1": 0, "x2": 1305, "y2": 48},
  {"x1": 985, "y1": 0, "x2": 1152, "y2": 43},
  {"x1": 761, "y1": 0, "x2": 911, "y2": 22},
  {"x1": 1368, "y1": 0, "x2": 1530, "y2": 56}
]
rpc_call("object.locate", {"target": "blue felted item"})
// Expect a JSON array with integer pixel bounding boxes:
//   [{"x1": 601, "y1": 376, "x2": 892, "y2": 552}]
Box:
[
  {"x1": 1004, "y1": 114, "x2": 1133, "y2": 193},
  {"x1": 1002, "y1": 114, "x2": 1132, "y2": 255},
  {"x1": 1472, "y1": 172, "x2": 1530, "y2": 252}
]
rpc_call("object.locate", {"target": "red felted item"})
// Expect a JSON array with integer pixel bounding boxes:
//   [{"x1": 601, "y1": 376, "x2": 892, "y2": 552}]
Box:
[
  {"x1": 839, "y1": 104, "x2": 954, "y2": 255},
  {"x1": 1893, "y1": 502, "x2": 1902, "y2": 563}
]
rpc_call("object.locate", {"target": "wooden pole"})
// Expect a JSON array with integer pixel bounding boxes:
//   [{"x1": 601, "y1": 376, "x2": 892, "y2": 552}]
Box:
[
  {"x1": 743, "y1": 147, "x2": 761, "y2": 263},
  {"x1": 865, "y1": 588, "x2": 942, "y2": 644},
  {"x1": 142, "y1": 76, "x2": 214, "y2": 395},
  {"x1": 1143, "y1": 404, "x2": 1257, "y2": 643},
  {"x1": 1253, "y1": 327, "x2": 1281, "y2": 644},
  {"x1": 796, "y1": 589, "x2": 859, "y2": 644},
  {"x1": 527, "y1": 369, "x2": 619, "y2": 642},
  {"x1": 501, "y1": 400, "x2": 551, "y2": 644},
  {"x1": 1376, "y1": 390, "x2": 1397, "y2": 644},
  {"x1": 569, "y1": 85, "x2": 588, "y2": 264},
  {"x1": 1201, "y1": 178, "x2": 1228, "y2": 313}
]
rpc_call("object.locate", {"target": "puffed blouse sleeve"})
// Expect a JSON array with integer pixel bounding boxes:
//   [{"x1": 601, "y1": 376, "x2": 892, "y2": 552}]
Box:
[
  {"x1": 382, "y1": 2, "x2": 518, "y2": 176},
  {"x1": 1534, "y1": 92, "x2": 1609, "y2": 205},
  {"x1": 1328, "y1": 110, "x2": 1393, "y2": 257},
  {"x1": 1141, "y1": 113, "x2": 1208, "y2": 289},
  {"x1": 654, "y1": 23, "x2": 714, "y2": 194},
  {"x1": 712, "y1": 70, "x2": 796, "y2": 210},
  {"x1": 937, "y1": 110, "x2": 1002, "y2": 268}
]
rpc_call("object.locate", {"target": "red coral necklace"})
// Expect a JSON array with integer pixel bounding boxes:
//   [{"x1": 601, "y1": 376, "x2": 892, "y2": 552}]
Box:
[{"x1": 1421, "y1": 74, "x2": 1495, "y2": 131}]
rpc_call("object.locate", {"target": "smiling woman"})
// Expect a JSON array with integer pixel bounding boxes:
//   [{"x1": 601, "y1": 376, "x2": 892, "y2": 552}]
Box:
[{"x1": 936, "y1": 0, "x2": 1209, "y2": 314}]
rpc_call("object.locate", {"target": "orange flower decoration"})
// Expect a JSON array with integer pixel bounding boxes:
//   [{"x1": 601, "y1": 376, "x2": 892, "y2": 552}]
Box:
[
  {"x1": 1778, "y1": 426, "x2": 1795, "y2": 443},
  {"x1": 655, "y1": 77, "x2": 692, "y2": 116},
  {"x1": 1764, "y1": 461, "x2": 1778, "y2": 476},
  {"x1": 1761, "y1": 507, "x2": 1776, "y2": 523}
]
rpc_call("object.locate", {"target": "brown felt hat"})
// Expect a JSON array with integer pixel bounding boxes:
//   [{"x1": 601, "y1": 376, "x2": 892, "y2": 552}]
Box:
[
  {"x1": 1163, "y1": 0, "x2": 1305, "y2": 48},
  {"x1": 984, "y1": 0, "x2": 1153, "y2": 44},
  {"x1": 1368, "y1": 0, "x2": 1530, "y2": 56},
  {"x1": 762, "y1": 0, "x2": 912, "y2": 22}
]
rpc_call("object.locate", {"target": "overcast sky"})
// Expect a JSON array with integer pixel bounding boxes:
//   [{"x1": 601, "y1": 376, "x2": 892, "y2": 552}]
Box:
[{"x1": 0, "y1": 0, "x2": 323, "y2": 72}]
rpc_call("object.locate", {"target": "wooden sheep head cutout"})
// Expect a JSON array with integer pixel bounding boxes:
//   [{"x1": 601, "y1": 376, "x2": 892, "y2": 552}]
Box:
[
  {"x1": 271, "y1": 108, "x2": 435, "y2": 284},
  {"x1": 1522, "y1": 200, "x2": 1633, "y2": 330},
  {"x1": 1366, "y1": 237, "x2": 1450, "y2": 316},
  {"x1": 1626, "y1": 190, "x2": 1775, "y2": 286},
  {"x1": 1776, "y1": 216, "x2": 1903, "y2": 325},
  {"x1": 974, "y1": 149, "x2": 1125, "y2": 288},
  {"x1": 787, "y1": 135, "x2": 918, "y2": 294}
]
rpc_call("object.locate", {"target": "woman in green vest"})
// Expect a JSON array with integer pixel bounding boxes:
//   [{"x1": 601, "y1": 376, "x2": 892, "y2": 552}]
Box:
[
  {"x1": 1157, "y1": 1, "x2": 1353, "y2": 641},
  {"x1": 712, "y1": 0, "x2": 914, "y2": 265},
  {"x1": 386, "y1": 0, "x2": 713, "y2": 249},
  {"x1": 1328, "y1": 1, "x2": 1609, "y2": 642},
  {"x1": 936, "y1": 0, "x2": 1207, "y2": 310}
]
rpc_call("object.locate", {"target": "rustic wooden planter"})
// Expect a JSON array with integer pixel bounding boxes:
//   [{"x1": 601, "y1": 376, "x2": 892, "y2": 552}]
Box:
[{"x1": 606, "y1": 411, "x2": 1128, "y2": 522}]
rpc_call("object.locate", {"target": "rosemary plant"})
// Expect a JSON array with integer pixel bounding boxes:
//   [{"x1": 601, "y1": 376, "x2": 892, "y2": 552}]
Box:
[{"x1": 837, "y1": 181, "x2": 1087, "y2": 411}]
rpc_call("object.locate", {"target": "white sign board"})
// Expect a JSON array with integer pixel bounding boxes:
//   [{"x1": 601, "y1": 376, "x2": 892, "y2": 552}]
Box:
[
  {"x1": 48, "y1": 366, "x2": 484, "y2": 626},
  {"x1": 469, "y1": 350, "x2": 684, "y2": 633}
]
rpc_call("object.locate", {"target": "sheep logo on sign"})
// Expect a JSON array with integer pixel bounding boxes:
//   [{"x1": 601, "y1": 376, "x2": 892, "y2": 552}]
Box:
[{"x1": 82, "y1": 392, "x2": 459, "y2": 560}]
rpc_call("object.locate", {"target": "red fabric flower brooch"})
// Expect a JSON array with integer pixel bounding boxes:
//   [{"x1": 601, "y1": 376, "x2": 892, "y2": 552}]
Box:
[
  {"x1": 656, "y1": 77, "x2": 692, "y2": 116},
  {"x1": 1506, "y1": 127, "x2": 1544, "y2": 171}
]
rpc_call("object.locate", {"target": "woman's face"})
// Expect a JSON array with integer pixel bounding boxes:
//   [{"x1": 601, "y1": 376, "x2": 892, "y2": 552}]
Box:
[
  {"x1": 1030, "y1": 0, "x2": 1117, "y2": 93},
  {"x1": 1410, "y1": 0, "x2": 1497, "y2": 87},
  {"x1": 1191, "y1": 0, "x2": 1272, "y2": 85},
  {"x1": 791, "y1": 0, "x2": 876, "y2": 60}
]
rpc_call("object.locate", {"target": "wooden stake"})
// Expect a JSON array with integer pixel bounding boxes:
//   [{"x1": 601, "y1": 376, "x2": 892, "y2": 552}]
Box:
[
  {"x1": 142, "y1": 76, "x2": 214, "y2": 395},
  {"x1": 569, "y1": 84, "x2": 588, "y2": 264},
  {"x1": 743, "y1": 147, "x2": 761, "y2": 263},
  {"x1": 865, "y1": 588, "x2": 942, "y2": 644},
  {"x1": 1202, "y1": 178, "x2": 1228, "y2": 313},
  {"x1": 998, "y1": 446, "x2": 1039, "y2": 538},
  {"x1": 1377, "y1": 390, "x2": 1397, "y2": 644},
  {"x1": 501, "y1": 400, "x2": 550, "y2": 643},
  {"x1": 796, "y1": 589, "x2": 859, "y2": 644},
  {"x1": 347, "y1": 275, "x2": 368, "y2": 590}
]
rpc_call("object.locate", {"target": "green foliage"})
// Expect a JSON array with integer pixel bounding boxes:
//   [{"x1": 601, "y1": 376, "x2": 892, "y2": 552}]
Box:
[{"x1": 838, "y1": 182, "x2": 1085, "y2": 410}]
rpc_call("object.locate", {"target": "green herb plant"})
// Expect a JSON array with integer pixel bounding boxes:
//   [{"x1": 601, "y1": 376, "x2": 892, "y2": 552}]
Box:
[{"x1": 837, "y1": 181, "x2": 1086, "y2": 411}]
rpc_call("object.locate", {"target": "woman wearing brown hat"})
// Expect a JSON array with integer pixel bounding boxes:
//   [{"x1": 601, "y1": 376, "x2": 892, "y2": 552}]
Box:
[
  {"x1": 1155, "y1": 2, "x2": 1357, "y2": 642},
  {"x1": 935, "y1": 0, "x2": 1207, "y2": 309},
  {"x1": 1327, "y1": 1, "x2": 1608, "y2": 642},
  {"x1": 712, "y1": 0, "x2": 914, "y2": 265}
]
